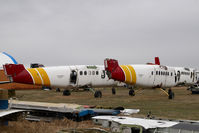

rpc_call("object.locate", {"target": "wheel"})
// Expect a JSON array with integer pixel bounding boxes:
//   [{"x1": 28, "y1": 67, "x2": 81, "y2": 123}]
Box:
[
  {"x1": 63, "y1": 90, "x2": 71, "y2": 96},
  {"x1": 94, "y1": 90, "x2": 102, "y2": 98},
  {"x1": 56, "y1": 88, "x2": 60, "y2": 92},
  {"x1": 168, "y1": 89, "x2": 174, "y2": 99},
  {"x1": 98, "y1": 91, "x2": 102, "y2": 98},
  {"x1": 94, "y1": 91, "x2": 98, "y2": 98},
  {"x1": 129, "y1": 89, "x2": 135, "y2": 96},
  {"x1": 112, "y1": 87, "x2": 116, "y2": 95}
]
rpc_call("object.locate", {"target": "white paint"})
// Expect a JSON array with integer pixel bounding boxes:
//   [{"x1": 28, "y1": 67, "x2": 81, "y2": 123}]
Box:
[{"x1": 0, "y1": 53, "x2": 15, "y2": 69}]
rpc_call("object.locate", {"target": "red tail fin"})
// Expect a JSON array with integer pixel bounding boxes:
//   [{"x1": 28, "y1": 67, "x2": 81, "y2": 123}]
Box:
[
  {"x1": 155, "y1": 57, "x2": 160, "y2": 65},
  {"x1": 147, "y1": 57, "x2": 160, "y2": 65},
  {"x1": 3, "y1": 64, "x2": 33, "y2": 84},
  {"x1": 104, "y1": 58, "x2": 125, "y2": 82}
]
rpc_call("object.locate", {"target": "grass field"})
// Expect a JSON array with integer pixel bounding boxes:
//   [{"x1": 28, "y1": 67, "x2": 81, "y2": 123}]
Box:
[
  {"x1": 15, "y1": 87, "x2": 199, "y2": 120},
  {"x1": 1, "y1": 86, "x2": 199, "y2": 133}
]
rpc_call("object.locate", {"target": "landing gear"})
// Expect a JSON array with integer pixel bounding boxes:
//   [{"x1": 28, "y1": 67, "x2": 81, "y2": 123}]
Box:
[
  {"x1": 56, "y1": 88, "x2": 60, "y2": 92},
  {"x1": 63, "y1": 90, "x2": 71, "y2": 96},
  {"x1": 94, "y1": 90, "x2": 102, "y2": 98},
  {"x1": 168, "y1": 89, "x2": 174, "y2": 99},
  {"x1": 112, "y1": 87, "x2": 116, "y2": 95},
  {"x1": 129, "y1": 89, "x2": 135, "y2": 96}
]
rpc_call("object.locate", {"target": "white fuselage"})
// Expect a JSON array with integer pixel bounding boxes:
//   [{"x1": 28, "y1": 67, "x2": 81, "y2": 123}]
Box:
[
  {"x1": 121, "y1": 64, "x2": 197, "y2": 88},
  {"x1": 27, "y1": 65, "x2": 120, "y2": 88}
]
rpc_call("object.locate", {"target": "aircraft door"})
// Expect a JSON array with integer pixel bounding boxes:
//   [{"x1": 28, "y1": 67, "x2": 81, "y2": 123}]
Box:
[
  {"x1": 193, "y1": 70, "x2": 195, "y2": 83},
  {"x1": 101, "y1": 70, "x2": 106, "y2": 79},
  {"x1": 153, "y1": 67, "x2": 161, "y2": 87},
  {"x1": 177, "y1": 70, "x2": 181, "y2": 82},
  {"x1": 70, "y1": 70, "x2": 78, "y2": 85},
  {"x1": 174, "y1": 71, "x2": 178, "y2": 84},
  {"x1": 152, "y1": 67, "x2": 156, "y2": 86}
]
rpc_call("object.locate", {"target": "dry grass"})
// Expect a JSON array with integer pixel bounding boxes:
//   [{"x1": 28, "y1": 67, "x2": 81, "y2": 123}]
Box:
[
  {"x1": 15, "y1": 87, "x2": 199, "y2": 120},
  {"x1": 0, "y1": 119, "x2": 99, "y2": 133},
  {"x1": 1, "y1": 86, "x2": 199, "y2": 132}
]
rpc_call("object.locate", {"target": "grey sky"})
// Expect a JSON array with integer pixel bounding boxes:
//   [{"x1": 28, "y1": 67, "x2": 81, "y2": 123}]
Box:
[{"x1": 0, "y1": 0, "x2": 199, "y2": 68}]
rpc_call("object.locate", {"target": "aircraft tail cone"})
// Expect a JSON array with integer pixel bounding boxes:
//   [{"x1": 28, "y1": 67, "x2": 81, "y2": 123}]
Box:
[{"x1": 3, "y1": 64, "x2": 33, "y2": 84}]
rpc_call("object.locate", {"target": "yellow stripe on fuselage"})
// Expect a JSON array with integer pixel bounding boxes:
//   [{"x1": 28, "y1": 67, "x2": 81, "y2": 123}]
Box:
[
  {"x1": 120, "y1": 65, "x2": 132, "y2": 84},
  {"x1": 27, "y1": 68, "x2": 42, "y2": 85},
  {"x1": 126, "y1": 65, "x2": 136, "y2": 85},
  {"x1": 36, "y1": 68, "x2": 51, "y2": 86}
]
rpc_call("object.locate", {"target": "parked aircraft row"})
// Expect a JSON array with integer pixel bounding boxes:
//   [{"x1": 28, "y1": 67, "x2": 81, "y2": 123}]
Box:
[{"x1": 1, "y1": 52, "x2": 198, "y2": 99}]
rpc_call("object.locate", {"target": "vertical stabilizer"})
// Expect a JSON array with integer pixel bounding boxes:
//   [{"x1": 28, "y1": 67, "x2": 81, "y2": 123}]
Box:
[{"x1": 155, "y1": 57, "x2": 160, "y2": 65}]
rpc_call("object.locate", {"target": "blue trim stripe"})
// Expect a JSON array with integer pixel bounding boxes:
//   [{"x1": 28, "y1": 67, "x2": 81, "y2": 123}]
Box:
[{"x1": 2, "y1": 52, "x2": 18, "y2": 64}]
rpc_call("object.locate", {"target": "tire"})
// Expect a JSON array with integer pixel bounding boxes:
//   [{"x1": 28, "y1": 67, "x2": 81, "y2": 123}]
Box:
[
  {"x1": 129, "y1": 89, "x2": 135, "y2": 96},
  {"x1": 168, "y1": 90, "x2": 174, "y2": 99},
  {"x1": 63, "y1": 90, "x2": 71, "y2": 96},
  {"x1": 112, "y1": 87, "x2": 116, "y2": 95},
  {"x1": 94, "y1": 91, "x2": 99, "y2": 98},
  {"x1": 98, "y1": 91, "x2": 102, "y2": 98},
  {"x1": 94, "y1": 90, "x2": 102, "y2": 98}
]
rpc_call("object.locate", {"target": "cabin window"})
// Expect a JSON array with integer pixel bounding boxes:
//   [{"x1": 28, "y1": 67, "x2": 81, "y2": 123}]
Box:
[
  {"x1": 159, "y1": 71, "x2": 160, "y2": 75},
  {"x1": 88, "y1": 71, "x2": 91, "y2": 75},
  {"x1": 151, "y1": 71, "x2": 153, "y2": 75},
  {"x1": 84, "y1": 71, "x2": 87, "y2": 75},
  {"x1": 96, "y1": 71, "x2": 99, "y2": 75},
  {"x1": 92, "y1": 71, "x2": 95, "y2": 75},
  {"x1": 80, "y1": 71, "x2": 83, "y2": 75},
  {"x1": 171, "y1": 72, "x2": 173, "y2": 76}
]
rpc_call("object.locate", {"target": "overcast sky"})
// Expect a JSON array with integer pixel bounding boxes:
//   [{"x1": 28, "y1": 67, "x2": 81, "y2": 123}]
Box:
[{"x1": 0, "y1": 0, "x2": 199, "y2": 68}]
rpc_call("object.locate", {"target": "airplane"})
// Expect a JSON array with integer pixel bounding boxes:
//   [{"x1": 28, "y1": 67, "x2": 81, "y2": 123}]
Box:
[
  {"x1": 3, "y1": 64, "x2": 124, "y2": 98},
  {"x1": 104, "y1": 58, "x2": 197, "y2": 99}
]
